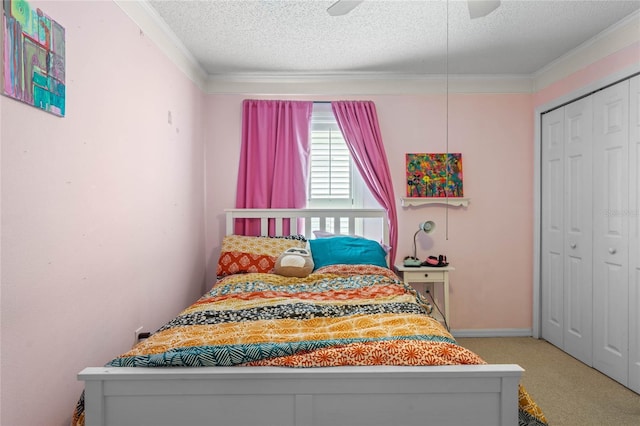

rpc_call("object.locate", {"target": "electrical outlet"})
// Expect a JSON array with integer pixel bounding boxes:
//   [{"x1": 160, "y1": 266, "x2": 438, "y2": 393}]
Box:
[{"x1": 134, "y1": 326, "x2": 143, "y2": 342}]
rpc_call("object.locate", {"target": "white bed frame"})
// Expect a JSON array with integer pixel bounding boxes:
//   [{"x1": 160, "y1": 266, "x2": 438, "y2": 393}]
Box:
[{"x1": 78, "y1": 209, "x2": 523, "y2": 426}]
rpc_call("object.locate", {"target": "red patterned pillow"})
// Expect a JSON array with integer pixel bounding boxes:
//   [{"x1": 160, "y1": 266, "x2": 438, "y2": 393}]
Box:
[{"x1": 216, "y1": 235, "x2": 307, "y2": 277}]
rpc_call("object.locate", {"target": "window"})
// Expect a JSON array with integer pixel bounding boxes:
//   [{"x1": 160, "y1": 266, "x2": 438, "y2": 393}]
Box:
[
  {"x1": 308, "y1": 103, "x2": 368, "y2": 209},
  {"x1": 307, "y1": 103, "x2": 376, "y2": 234}
]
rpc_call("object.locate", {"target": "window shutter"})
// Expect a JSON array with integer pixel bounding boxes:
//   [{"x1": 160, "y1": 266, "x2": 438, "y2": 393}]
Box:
[
  {"x1": 308, "y1": 104, "x2": 352, "y2": 205},
  {"x1": 307, "y1": 103, "x2": 379, "y2": 235},
  {"x1": 309, "y1": 129, "x2": 351, "y2": 200}
]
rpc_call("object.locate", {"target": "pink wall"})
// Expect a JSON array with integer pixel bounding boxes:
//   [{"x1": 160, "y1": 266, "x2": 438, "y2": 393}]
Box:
[
  {"x1": 534, "y1": 41, "x2": 640, "y2": 107},
  {"x1": 0, "y1": 2, "x2": 205, "y2": 425},
  {"x1": 204, "y1": 93, "x2": 534, "y2": 331},
  {"x1": 203, "y1": 42, "x2": 639, "y2": 334}
]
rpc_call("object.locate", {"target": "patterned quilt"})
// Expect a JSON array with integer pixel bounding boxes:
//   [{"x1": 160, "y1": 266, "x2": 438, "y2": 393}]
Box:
[{"x1": 72, "y1": 264, "x2": 547, "y2": 426}]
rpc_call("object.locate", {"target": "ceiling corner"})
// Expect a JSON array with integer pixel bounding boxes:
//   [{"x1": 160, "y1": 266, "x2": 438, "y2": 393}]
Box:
[{"x1": 114, "y1": 0, "x2": 209, "y2": 91}]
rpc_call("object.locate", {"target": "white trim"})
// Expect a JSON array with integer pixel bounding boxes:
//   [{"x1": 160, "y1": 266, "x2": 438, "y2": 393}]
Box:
[
  {"x1": 116, "y1": 2, "x2": 638, "y2": 96},
  {"x1": 205, "y1": 74, "x2": 534, "y2": 95},
  {"x1": 451, "y1": 329, "x2": 533, "y2": 338},
  {"x1": 114, "y1": 0, "x2": 208, "y2": 90},
  {"x1": 445, "y1": 75, "x2": 534, "y2": 94},
  {"x1": 202, "y1": 8, "x2": 637, "y2": 96},
  {"x1": 532, "y1": 106, "x2": 542, "y2": 340},
  {"x1": 532, "y1": 64, "x2": 640, "y2": 339}
]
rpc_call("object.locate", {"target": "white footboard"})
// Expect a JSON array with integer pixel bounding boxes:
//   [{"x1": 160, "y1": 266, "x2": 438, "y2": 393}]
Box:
[{"x1": 79, "y1": 364, "x2": 523, "y2": 426}]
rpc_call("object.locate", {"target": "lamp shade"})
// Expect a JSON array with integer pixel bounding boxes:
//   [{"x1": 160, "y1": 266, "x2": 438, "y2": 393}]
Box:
[
  {"x1": 419, "y1": 221, "x2": 436, "y2": 234},
  {"x1": 404, "y1": 220, "x2": 436, "y2": 267}
]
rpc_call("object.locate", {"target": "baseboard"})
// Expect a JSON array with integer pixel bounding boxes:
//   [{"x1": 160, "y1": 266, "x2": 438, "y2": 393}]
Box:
[{"x1": 451, "y1": 328, "x2": 533, "y2": 338}]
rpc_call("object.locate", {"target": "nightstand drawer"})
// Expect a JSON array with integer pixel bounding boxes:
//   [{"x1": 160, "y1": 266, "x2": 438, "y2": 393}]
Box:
[{"x1": 403, "y1": 270, "x2": 445, "y2": 282}]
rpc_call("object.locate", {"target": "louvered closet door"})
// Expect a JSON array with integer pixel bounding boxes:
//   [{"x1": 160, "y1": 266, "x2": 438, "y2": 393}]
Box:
[
  {"x1": 593, "y1": 79, "x2": 630, "y2": 386},
  {"x1": 541, "y1": 107, "x2": 565, "y2": 349},
  {"x1": 628, "y1": 75, "x2": 640, "y2": 394},
  {"x1": 563, "y1": 96, "x2": 593, "y2": 365}
]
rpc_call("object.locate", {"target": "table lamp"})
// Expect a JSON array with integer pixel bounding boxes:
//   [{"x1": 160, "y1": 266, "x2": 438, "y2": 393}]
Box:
[{"x1": 404, "y1": 220, "x2": 436, "y2": 267}]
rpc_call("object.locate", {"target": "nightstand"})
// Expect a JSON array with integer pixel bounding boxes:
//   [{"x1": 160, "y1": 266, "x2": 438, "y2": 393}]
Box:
[{"x1": 394, "y1": 264, "x2": 455, "y2": 329}]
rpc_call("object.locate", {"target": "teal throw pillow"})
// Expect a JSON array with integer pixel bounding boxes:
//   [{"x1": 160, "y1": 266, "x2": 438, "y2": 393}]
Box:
[{"x1": 309, "y1": 236, "x2": 388, "y2": 269}]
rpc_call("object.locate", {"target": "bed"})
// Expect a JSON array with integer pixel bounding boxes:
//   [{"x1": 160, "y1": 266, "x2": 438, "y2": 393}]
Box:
[{"x1": 75, "y1": 208, "x2": 547, "y2": 426}]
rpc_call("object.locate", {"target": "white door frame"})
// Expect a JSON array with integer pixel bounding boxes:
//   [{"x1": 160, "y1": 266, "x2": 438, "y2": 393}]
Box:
[{"x1": 532, "y1": 63, "x2": 640, "y2": 338}]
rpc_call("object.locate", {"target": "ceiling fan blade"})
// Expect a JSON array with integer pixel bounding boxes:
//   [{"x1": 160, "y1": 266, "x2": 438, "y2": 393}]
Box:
[
  {"x1": 468, "y1": 0, "x2": 501, "y2": 19},
  {"x1": 327, "y1": 0, "x2": 364, "y2": 16}
]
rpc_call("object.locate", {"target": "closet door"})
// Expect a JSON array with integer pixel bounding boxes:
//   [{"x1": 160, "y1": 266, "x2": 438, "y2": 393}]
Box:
[
  {"x1": 563, "y1": 97, "x2": 593, "y2": 365},
  {"x1": 629, "y1": 75, "x2": 640, "y2": 394},
  {"x1": 541, "y1": 107, "x2": 565, "y2": 349},
  {"x1": 593, "y1": 79, "x2": 630, "y2": 386},
  {"x1": 541, "y1": 97, "x2": 593, "y2": 364}
]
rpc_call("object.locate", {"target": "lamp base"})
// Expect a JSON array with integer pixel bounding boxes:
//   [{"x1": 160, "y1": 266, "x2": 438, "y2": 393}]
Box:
[{"x1": 403, "y1": 258, "x2": 422, "y2": 267}]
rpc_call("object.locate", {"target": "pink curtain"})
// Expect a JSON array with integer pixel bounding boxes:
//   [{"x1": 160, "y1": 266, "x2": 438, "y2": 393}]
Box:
[
  {"x1": 236, "y1": 99, "x2": 313, "y2": 235},
  {"x1": 331, "y1": 100, "x2": 399, "y2": 266}
]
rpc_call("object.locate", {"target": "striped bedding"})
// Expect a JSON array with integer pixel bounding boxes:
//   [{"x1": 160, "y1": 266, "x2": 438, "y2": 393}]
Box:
[{"x1": 72, "y1": 264, "x2": 547, "y2": 426}]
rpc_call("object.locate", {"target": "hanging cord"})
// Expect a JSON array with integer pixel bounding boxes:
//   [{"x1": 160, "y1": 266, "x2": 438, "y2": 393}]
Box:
[{"x1": 445, "y1": 0, "x2": 450, "y2": 241}]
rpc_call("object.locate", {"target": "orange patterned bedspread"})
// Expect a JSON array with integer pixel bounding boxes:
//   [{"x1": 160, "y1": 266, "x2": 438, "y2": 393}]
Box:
[{"x1": 73, "y1": 264, "x2": 547, "y2": 426}]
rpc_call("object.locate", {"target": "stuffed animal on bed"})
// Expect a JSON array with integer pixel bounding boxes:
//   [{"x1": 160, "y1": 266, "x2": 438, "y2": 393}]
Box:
[{"x1": 274, "y1": 247, "x2": 314, "y2": 278}]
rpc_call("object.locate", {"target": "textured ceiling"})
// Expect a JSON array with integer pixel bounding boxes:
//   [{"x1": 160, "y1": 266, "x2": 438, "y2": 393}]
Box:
[{"x1": 146, "y1": 0, "x2": 640, "y2": 77}]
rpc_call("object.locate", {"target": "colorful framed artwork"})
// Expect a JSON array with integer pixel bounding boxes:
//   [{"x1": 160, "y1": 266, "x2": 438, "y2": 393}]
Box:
[
  {"x1": 406, "y1": 153, "x2": 463, "y2": 198},
  {"x1": 2, "y1": 0, "x2": 65, "y2": 116}
]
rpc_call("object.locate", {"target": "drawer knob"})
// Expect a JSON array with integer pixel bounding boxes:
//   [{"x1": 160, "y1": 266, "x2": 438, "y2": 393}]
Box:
[
  {"x1": 424, "y1": 273, "x2": 429, "y2": 277},
  {"x1": 609, "y1": 247, "x2": 617, "y2": 254}
]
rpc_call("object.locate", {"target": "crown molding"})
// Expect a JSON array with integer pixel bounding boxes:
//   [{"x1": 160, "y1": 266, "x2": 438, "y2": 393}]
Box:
[
  {"x1": 115, "y1": 1, "x2": 530, "y2": 96},
  {"x1": 114, "y1": 0, "x2": 208, "y2": 90},
  {"x1": 533, "y1": 10, "x2": 640, "y2": 91},
  {"x1": 116, "y1": 1, "x2": 637, "y2": 97},
  {"x1": 204, "y1": 73, "x2": 533, "y2": 95}
]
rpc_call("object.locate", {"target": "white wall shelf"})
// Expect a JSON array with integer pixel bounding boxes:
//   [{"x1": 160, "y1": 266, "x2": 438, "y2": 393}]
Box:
[{"x1": 400, "y1": 197, "x2": 470, "y2": 207}]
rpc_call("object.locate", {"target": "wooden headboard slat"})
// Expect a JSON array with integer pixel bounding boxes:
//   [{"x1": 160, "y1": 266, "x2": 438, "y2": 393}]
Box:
[{"x1": 224, "y1": 209, "x2": 389, "y2": 246}]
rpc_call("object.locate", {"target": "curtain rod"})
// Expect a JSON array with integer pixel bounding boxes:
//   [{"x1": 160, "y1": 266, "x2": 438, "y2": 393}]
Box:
[{"x1": 313, "y1": 101, "x2": 332, "y2": 104}]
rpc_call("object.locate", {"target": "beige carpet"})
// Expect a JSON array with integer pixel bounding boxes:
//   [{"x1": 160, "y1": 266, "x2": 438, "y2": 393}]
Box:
[{"x1": 456, "y1": 337, "x2": 640, "y2": 426}]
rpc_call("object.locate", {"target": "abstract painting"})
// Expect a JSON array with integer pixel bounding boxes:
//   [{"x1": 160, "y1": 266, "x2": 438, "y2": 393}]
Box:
[
  {"x1": 406, "y1": 153, "x2": 463, "y2": 198},
  {"x1": 2, "y1": 0, "x2": 65, "y2": 116}
]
